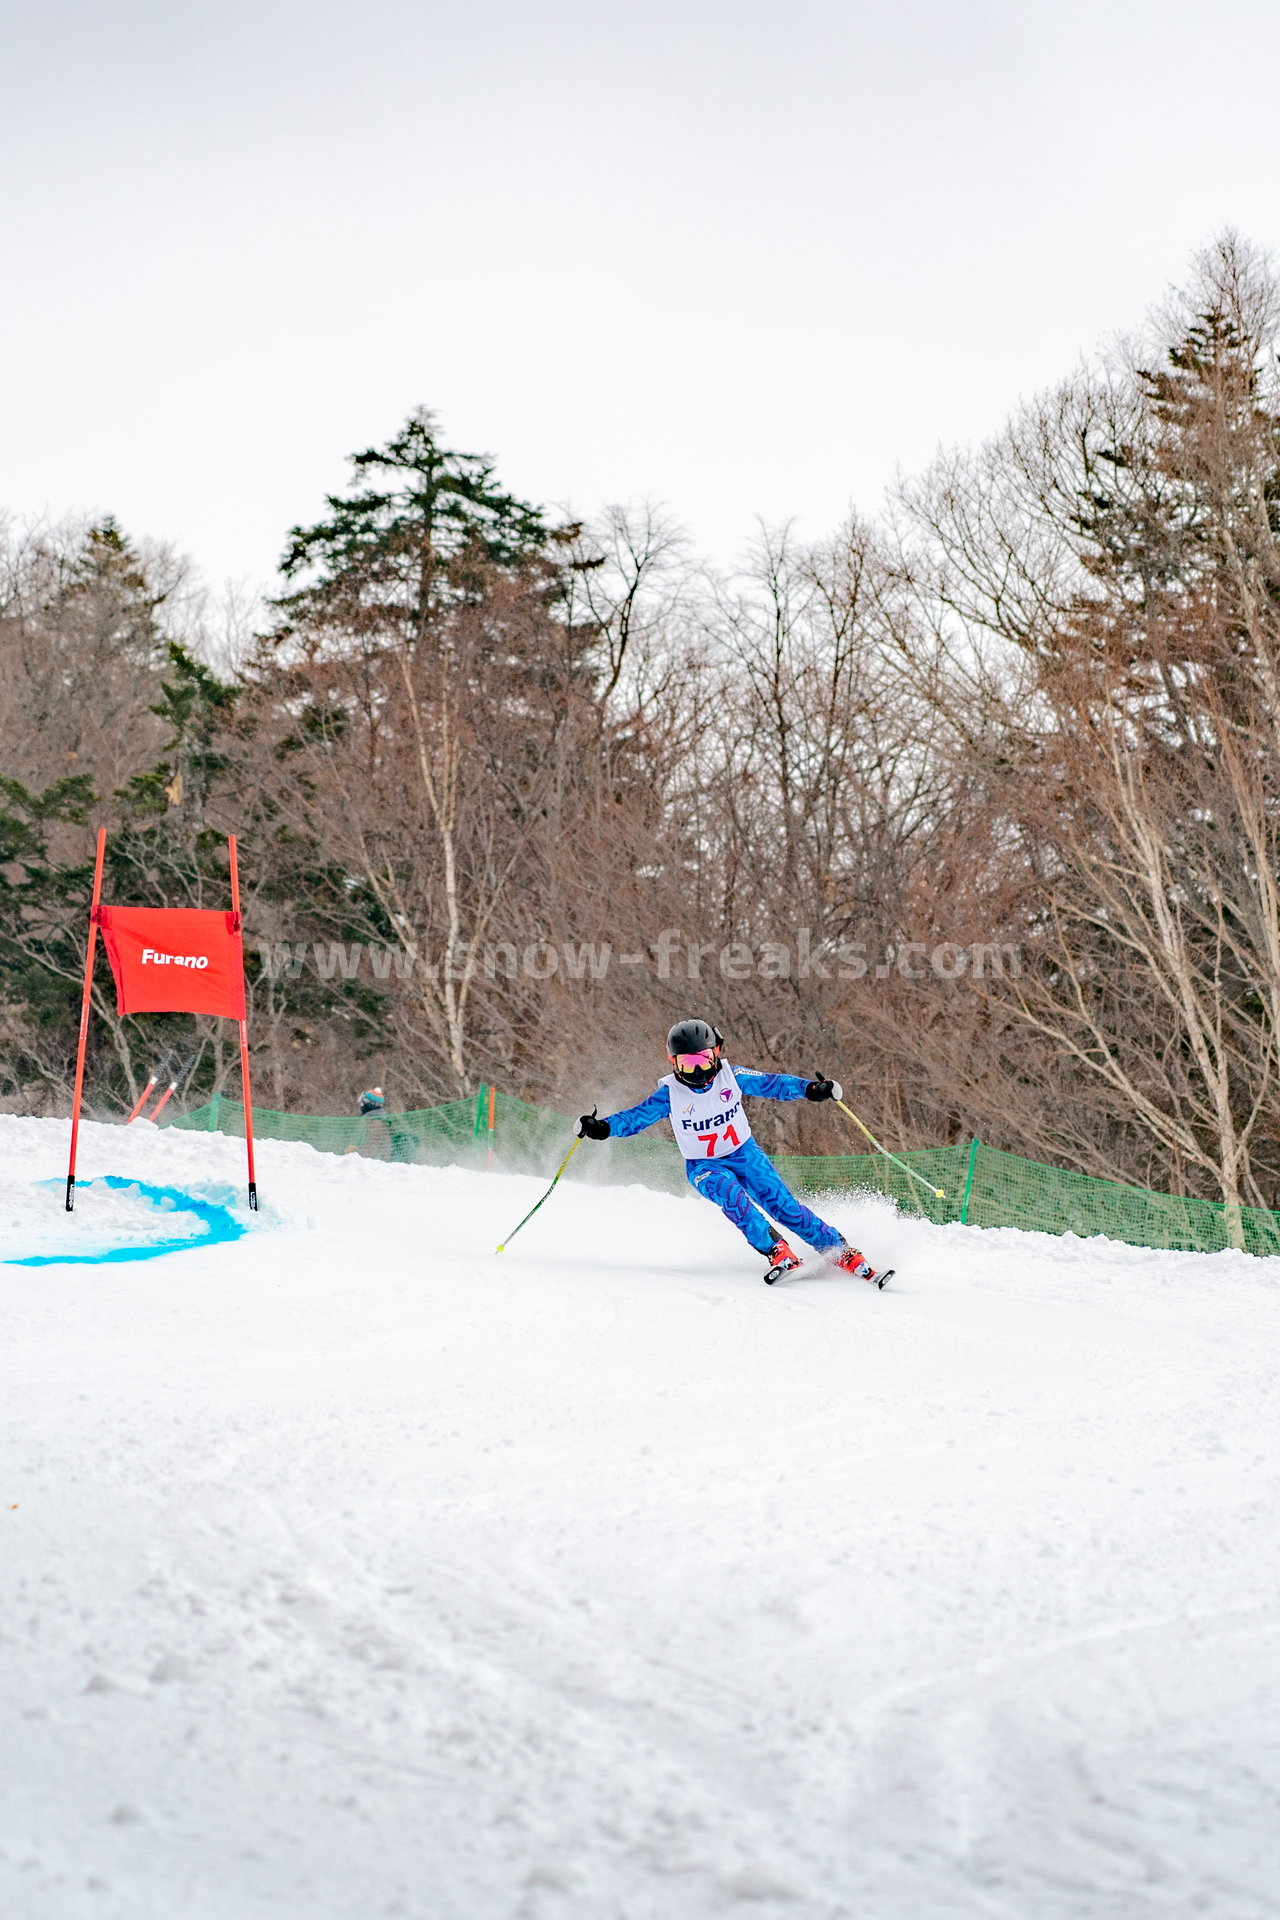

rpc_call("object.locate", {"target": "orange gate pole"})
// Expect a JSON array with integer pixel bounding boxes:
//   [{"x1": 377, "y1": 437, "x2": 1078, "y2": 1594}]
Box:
[
  {"x1": 124, "y1": 1073, "x2": 158, "y2": 1125},
  {"x1": 66, "y1": 827, "x2": 107, "y2": 1211},
  {"x1": 227, "y1": 835, "x2": 258, "y2": 1210}
]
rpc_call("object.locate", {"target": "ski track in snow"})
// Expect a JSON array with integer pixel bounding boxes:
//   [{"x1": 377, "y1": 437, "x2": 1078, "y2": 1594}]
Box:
[{"x1": 2, "y1": 1113, "x2": 1279, "y2": 1920}]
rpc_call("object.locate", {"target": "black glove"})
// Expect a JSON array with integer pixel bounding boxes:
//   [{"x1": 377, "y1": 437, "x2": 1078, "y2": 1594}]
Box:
[
  {"x1": 578, "y1": 1107, "x2": 610, "y2": 1140},
  {"x1": 804, "y1": 1073, "x2": 843, "y2": 1103}
]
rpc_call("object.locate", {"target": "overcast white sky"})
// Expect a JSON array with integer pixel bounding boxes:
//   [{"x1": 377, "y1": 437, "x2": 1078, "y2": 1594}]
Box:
[{"x1": 3, "y1": 0, "x2": 1279, "y2": 597}]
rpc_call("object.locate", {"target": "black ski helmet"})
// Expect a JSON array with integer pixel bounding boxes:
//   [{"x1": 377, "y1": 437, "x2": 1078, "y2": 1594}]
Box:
[{"x1": 666, "y1": 1017, "x2": 724, "y2": 1090}]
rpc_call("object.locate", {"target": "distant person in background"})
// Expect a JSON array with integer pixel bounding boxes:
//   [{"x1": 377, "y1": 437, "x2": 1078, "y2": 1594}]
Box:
[{"x1": 357, "y1": 1084, "x2": 412, "y2": 1163}]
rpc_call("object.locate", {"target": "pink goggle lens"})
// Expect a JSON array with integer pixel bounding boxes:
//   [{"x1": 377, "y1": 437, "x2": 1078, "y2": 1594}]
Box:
[{"x1": 674, "y1": 1049, "x2": 717, "y2": 1071}]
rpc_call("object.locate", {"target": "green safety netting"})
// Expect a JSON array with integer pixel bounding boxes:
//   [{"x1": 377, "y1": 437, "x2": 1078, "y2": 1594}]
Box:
[
  {"x1": 173, "y1": 1089, "x2": 688, "y2": 1190},
  {"x1": 774, "y1": 1142, "x2": 1280, "y2": 1258},
  {"x1": 169, "y1": 1089, "x2": 1280, "y2": 1258}
]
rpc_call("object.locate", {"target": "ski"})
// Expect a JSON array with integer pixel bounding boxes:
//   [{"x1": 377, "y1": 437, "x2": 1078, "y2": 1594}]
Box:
[
  {"x1": 833, "y1": 1245, "x2": 893, "y2": 1288},
  {"x1": 838, "y1": 1254, "x2": 894, "y2": 1289},
  {"x1": 763, "y1": 1245, "x2": 802, "y2": 1285},
  {"x1": 764, "y1": 1250, "x2": 895, "y2": 1288}
]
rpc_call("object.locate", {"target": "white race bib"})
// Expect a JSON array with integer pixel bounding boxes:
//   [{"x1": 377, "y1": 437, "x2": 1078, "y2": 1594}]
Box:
[{"x1": 663, "y1": 1064, "x2": 754, "y2": 1160}]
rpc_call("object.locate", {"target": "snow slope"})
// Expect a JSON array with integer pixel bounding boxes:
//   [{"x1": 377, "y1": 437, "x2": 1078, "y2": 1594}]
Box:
[{"x1": 2, "y1": 1114, "x2": 1280, "y2": 1920}]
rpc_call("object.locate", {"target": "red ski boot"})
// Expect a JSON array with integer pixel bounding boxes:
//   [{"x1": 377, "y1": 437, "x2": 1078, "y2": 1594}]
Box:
[
  {"x1": 763, "y1": 1238, "x2": 802, "y2": 1285},
  {"x1": 834, "y1": 1244, "x2": 894, "y2": 1289}
]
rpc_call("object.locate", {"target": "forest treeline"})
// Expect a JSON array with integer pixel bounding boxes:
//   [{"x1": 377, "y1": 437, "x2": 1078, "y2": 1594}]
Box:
[{"x1": 5, "y1": 235, "x2": 1280, "y2": 1211}]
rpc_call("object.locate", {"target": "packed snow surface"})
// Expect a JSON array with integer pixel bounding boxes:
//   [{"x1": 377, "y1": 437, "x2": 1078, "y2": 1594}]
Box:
[{"x1": 2, "y1": 1115, "x2": 1279, "y2": 1920}]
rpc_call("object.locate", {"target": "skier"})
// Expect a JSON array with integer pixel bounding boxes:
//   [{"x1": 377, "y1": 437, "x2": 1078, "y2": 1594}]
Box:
[
  {"x1": 357, "y1": 1086, "x2": 386, "y2": 1117},
  {"x1": 578, "y1": 1019, "x2": 891, "y2": 1286}
]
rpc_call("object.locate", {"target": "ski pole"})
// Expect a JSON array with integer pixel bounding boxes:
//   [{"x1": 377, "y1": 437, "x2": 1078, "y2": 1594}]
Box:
[
  {"x1": 835, "y1": 1097, "x2": 946, "y2": 1198},
  {"x1": 496, "y1": 1136, "x2": 581, "y2": 1251}
]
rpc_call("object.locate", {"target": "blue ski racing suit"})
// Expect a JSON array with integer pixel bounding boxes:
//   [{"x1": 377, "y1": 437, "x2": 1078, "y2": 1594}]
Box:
[{"x1": 603, "y1": 1063, "x2": 844, "y2": 1257}]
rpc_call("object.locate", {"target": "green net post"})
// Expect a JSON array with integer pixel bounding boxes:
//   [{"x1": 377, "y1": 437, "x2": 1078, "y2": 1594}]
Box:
[
  {"x1": 960, "y1": 1137, "x2": 979, "y2": 1225},
  {"x1": 209, "y1": 1093, "x2": 221, "y2": 1133},
  {"x1": 473, "y1": 1086, "x2": 486, "y2": 1140}
]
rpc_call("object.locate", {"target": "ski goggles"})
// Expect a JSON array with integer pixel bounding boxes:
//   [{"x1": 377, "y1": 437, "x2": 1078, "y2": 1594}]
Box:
[{"x1": 673, "y1": 1048, "x2": 718, "y2": 1072}]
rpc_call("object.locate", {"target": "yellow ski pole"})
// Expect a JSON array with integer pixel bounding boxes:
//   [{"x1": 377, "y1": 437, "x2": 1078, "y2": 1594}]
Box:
[
  {"x1": 496, "y1": 1136, "x2": 581, "y2": 1251},
  {"x1": 835, "y1": 1098, "x2": 946, "y2": 1199}
]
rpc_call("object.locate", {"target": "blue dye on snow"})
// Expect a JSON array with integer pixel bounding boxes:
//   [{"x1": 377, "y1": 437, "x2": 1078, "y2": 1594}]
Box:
[{"x1": 7, "y1": 1177, "x2": 247, "y2": 1267}]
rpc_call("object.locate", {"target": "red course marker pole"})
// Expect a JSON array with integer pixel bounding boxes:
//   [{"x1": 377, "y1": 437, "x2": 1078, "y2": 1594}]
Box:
[
  {"x1": 66, "y1": 827, "x2": 107, "y2": 1211},
  {"x1": 227, "y1": 835, "x2": 258, "y2": 1211},
  {"x1": 125, "y1": 1075, "x2": 158, "y2": 1125}
]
